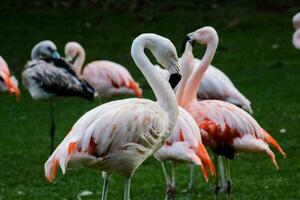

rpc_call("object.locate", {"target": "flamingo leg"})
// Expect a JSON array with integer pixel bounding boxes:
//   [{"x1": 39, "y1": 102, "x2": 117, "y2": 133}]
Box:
[
  {"x1": 188, "y1": 164, "x2": 195, "y2": 190},
  {"x1": 161, "y1": 161, "x2": 171, "y2": 185},
  {"x1": 101, "y1": 172, "x2": 111, "y2": 200},
  {"x1": 123, "y1": 175, "x2": 132, "y2": 200},
  {"x1": 225, "y1": 158, "x2": 232, "y2": 200},
  {"x1": 213, "y1": 154, "x2": 220, "y2": 200},
  {"x1": 218, "y1": 157, "x2": 226, "y2": 192},
  {"x1": 168, "y1": 162, "x2": 176, "y2": 200},
  {"x1": 49, "y1": 101, "x2": 56, "y2": 153}
]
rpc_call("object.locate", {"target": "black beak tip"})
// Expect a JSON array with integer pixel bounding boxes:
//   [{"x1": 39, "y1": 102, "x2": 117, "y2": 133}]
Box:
[
  {"x1": 181, "y1": 36, "x2": 194, "y2": 54},
  {"x1": 168, "y1": 73, "x2": 182, "y2": 89}
]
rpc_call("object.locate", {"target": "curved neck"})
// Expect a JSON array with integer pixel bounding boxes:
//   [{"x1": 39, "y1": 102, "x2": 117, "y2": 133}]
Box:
[
  {"x1": 73, "y1": 46, "x2": 86, "y2": 76},
  {"x1": 131, "y1": 37, "x2": 178, "y2": 122},
  {"x1": 184, "y1": 41, "x2": 217, "y2": 102},
  {"x1": 176, "y1": 73, "x2": 190, "y2": 106}
]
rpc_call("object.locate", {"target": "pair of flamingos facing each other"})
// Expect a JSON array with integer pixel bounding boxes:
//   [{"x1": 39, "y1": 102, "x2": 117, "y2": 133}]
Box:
[{"x1": 45, "y1": 27, "x2": 285, "y2": 200}]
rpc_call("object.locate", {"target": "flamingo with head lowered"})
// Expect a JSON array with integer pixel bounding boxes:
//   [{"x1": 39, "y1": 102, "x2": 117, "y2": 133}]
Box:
[
  {"x1": 0, "y1": 56, "x2": 20, "y2": 99},
  {"x1": 22, "y1": 40, "x2": 96, "y2": 152},
  {"x1": 44, "y1": 33, "x2": 182, "y2": 200},
  {"x1": 64, "y1": 42, "x2": 142, "y2": 98},
  {"x1": 178, "y1": 27, "x2": 286, "y2": 198}
]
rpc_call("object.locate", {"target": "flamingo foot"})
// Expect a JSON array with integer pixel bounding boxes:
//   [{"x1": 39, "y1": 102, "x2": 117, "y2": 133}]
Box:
[
  {"x1": 226, "y1": 180, "x2": 232, "y2": 200},
  {"x1": 166, "y1": 183, "x2": 176, "y2": 200},
  {"x1": 214, "y1": 180, "x2": 221, "y2": 200}
]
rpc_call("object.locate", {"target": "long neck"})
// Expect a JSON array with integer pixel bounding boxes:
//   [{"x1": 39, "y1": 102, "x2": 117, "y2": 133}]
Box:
[
  {"x1": 73, "y1": 47, "x2": 86, "y2": 76},
  {"x1": 176, "y1": 71, "x2": 190, "y2": 106},
  {"x1": 131, "y1": 38, "x2": 178, "y2": 123},
  {"x1": 184, "y1": 41, "x2": 217, "y2": 102}
]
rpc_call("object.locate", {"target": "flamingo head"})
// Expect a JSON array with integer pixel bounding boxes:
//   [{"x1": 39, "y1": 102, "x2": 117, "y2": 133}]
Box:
[
  {"x1": 143, "y1": 34, "x2": 181, "y2": 88},
  {"x1": 0, "y1": 56, "x2": 20, "y2": 100},
  {"x1": 64, "y1": 41, "x2": 84, "y2": 63},
  {"x1": 180, "y1": 42, "x2": 195, "y2": 79},
  {"x1": 31, "y1": 40, "x2": 60, "y2": 60},
  {"x1": 188, "y1": 26, "x2": 219, "y2": 46}
]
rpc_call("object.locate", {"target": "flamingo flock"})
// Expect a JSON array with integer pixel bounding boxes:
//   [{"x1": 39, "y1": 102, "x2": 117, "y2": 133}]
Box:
[{"x1": 2, "y1": 12, "x2": 299, "y2": 200}]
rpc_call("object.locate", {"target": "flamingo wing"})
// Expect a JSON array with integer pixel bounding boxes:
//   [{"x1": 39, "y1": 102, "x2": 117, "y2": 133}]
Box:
[
  {"x1": 23, "y1": 60, "x2": 95, "y2": 100},
  {"x1": 194, "y1": 59, "x2": 252, "y2": 113},
  {"x1": 45, "y1": 98, "x2": 169, "y2": 181},
  {"x1": 83, "y1": 61, "x2": 142, "y2": 97},
  {"x1": 155, "y1": 107, "x2": 215, "y2": 181},
  {"x1": 188, "y1": 100, "x2": 285, "y2": 168}
]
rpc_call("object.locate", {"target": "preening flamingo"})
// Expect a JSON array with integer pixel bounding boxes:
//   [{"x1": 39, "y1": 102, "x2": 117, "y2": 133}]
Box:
[
  {"x1": 292, "y1": 12, "x2": 300, "y2": 49},
  {"x1": 64, "y1": 42, "x2": 142, "y2": 98},
  {"x1": 44, "y1": 33, "x2": 181, "y2": 200},
  {"x1": 0, "y1": 56, "x2": 20, "y2": 99},
  {"x1": 22, "y1": 40, "x2": 96, "y2": 152},
  {"x1": 178, "y1": 27, "x2": 286, "y2": 198}
]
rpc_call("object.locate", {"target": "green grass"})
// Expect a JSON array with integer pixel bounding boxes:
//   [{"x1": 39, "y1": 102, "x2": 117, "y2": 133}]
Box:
[{"x1": 0, "y1": 2, "x2": 300, "y2": 200}]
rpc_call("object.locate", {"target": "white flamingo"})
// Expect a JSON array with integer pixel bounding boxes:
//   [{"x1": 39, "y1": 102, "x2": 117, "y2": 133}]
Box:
[
  {"x1": 44, "y1": 33, "x2": 181, "y2": 200},
  {"x1": 64, "y1": 42, "x2": 143, "y2": 98},
  {"x1": 22, "y1": 40, "x2": 96, "y2": 152}
]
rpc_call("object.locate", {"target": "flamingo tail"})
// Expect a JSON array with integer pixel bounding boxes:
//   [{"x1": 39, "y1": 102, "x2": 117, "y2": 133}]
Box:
[
  {"x1": 129, "y1": 80, "x2": 142, "y2": 98},
  {"x1": 196, "y1": 143, "x2": 216, "y2": 181},
  {"x1": 44, "y1": 130, "x2": 78, "y2": 182},
  {"x1": 261, "y1": 129, "x2": 286, "y2": 158}
]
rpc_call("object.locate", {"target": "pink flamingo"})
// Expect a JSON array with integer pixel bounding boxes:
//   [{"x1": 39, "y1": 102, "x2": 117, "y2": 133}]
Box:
[
  {"x1": 154, "y1": 46, "x2": 215, "y2": 199},
  {"x1": 0, "y1": 56, "x2": 20, "y2": 99},
  {"x1": 64, "y1": 42, "x2": 142, "y2": 98},
  {"x1": 44, "y1": 33, "x2": 181, "y2": 200},
  {"x1": 177, "y1": 27, "x2": 286, "y2": 198},
  {"x1": 293, "y1": 12, "x2": 300, "y2": 49}
]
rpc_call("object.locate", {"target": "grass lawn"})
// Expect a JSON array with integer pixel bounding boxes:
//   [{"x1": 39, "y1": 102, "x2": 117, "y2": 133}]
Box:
[{"x1": 0, "y1": 2, "x2": 300, "y2": 199}]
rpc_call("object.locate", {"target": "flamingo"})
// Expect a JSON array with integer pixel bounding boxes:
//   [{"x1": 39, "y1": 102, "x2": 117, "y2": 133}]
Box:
[
  {"x1": 154, "y1": 46, "x2": 215, "y2": 199},
  {"x1": 22, "y1": 40, "x2": 96, "y2": 152},
  {"x1": 44, "y1": 33, "x2": 182, "y2": 200},
  {"x1": 292, "y1": 12, "x2": 300, "y2": 49},
  {"x1": 178, "y1": 27, "x2": 286, "y2": 198},
  {"x1": 64, "y1": 42, "x2": 142, "y2": 98},
  {"x1": 0, "y1": 56, "x2": 20, "y2": 99}
]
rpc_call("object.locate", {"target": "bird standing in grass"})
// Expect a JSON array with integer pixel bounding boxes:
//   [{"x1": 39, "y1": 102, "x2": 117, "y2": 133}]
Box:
[
  {"x1": 178, "y1": 27, "x2": 286, "y2": 199},
  {"x1": 44, "y1": 33, "x2": 182, "y2": 200},
  {"x1": 64, "y1": 42, "x2": 142, "y2": 98},
  {"x1": 292, "y1": 12, "x2": 300, "y2": 49},
  {"x1": 22, "y1": 40, "x2": 96, "y2": 152},
  {"x1": 0, "y1": 56, "x2": 20, "y2": 99}
]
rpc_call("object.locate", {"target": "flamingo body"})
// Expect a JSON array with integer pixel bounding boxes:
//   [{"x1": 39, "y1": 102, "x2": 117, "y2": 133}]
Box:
[
  {"x1": 45, "y1": 98, "x2": 174, "y2": 180},
  {"x1": 185, "y1": 100, "x2": 285, "y2": 167},
  {"x1": 65, "y1": 42, "x2": 142, "y2": 98},
  {"x1": 82, "y1": 60, "x2": 142, "y2": 98},
  {"x1": 23, "y1": 59, "x2": 95, "y2": 100}
]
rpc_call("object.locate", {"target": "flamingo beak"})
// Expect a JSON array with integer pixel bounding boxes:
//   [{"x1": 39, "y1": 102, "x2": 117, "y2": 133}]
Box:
[
  {"x1": 181, "y1": 33, "x2": 195, "y2": 54},
  {"x1": 168, "y1": 60, "x2": 182, "y2": 89},
  {"x1": 51, "y1": 51, "x2": 61, "y2": 60}
]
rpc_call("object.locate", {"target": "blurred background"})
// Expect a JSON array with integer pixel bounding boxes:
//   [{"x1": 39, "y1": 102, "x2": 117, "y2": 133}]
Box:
[{"x1": 0, "y1": 0, "x2": 300, "y2": 199}]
